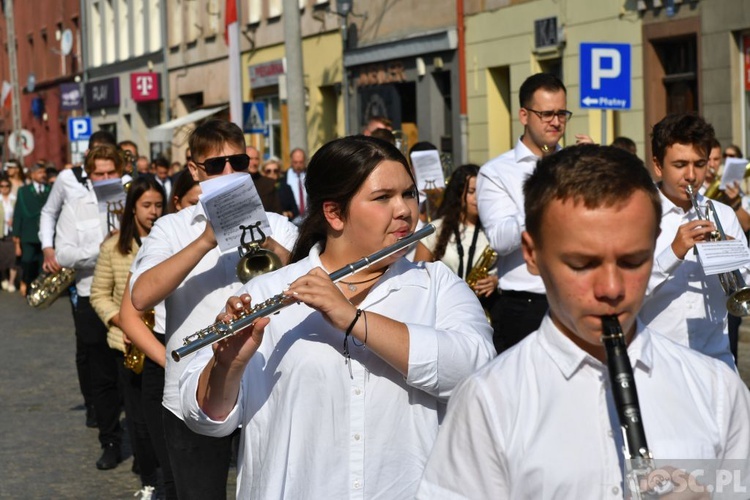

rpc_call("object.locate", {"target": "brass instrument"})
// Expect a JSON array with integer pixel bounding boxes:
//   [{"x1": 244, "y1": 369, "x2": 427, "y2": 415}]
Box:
[
  {"x1": 26, "y1": 267, "x2": 77, "y2": 308},
  {"x1": 236, "y1": 222, "x2": 282, "y2": 284},
  {"x1": 465, "y1": 245, "x2": 498, "y2": 289},
  {"x1": 123, "y1": 308, "x2": 153, "y2": 374},
  {"x1": 704, "y1": 159, "x2": 750, "y2": 200},
  {"x1": 686, "y1": 184, "x2": 750, "y2": 316},
  {"x1": 602, "y1": 316, "x2": 672, "y2": 499},
  {"x1": 172, "y1": 223, "x2": 436, "y2": 361}
]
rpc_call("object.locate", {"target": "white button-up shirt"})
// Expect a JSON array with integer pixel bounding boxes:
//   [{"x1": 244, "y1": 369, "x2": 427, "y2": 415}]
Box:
[
  {"x1": 180, "y1": 247, "x2": 495, "y2": 499},
  {"x1": 476, "y1": 139, "x2": 545, "y2": 294},
  {"x1": 39, "y1": 168, "x2": 131, "y2": 248},
  {"x1": 130, "y1": 204, "x2": 298, "y2": 418},
  {"x1": 417, "y1": 315, "x2": 750, "y2": 499},
  {"x1": 640, "y1": 190, "x2": 747, "y2": 368},
  {"x1": 54, "y1": 188, "x2": 109, "y2": 296}
]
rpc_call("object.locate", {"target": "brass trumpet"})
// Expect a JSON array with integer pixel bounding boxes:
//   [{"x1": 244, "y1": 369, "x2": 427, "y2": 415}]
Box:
[
  {"x1": 686, "y1": 184, "x2": 750, "y2": 316},
  {"x1": 172, "y1": 223, "x2": 436, "y2": 361}
]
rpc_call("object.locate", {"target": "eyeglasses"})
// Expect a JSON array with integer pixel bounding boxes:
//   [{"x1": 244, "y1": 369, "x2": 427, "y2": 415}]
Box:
[
  {"x1": 724, "y1": 152, "x2": 738, "y2": 159},
  {"x1": 265, "y1": 168, "x2": 280, "y2": 174},
  {"x1": 524, "y1": 108, "x2": 573, "y2": 123},
  {"x1": 0, "y1": 184, "x2": 10, "y2": 188},
  {"x1": 193, "y1": 154, "x2": 250, "y2": 175}
]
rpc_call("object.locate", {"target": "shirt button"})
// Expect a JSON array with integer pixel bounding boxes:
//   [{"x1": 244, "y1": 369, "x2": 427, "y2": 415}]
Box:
[
  {"x1": 354, "y1": 388, "x2": 362, "y2": 395},
  {"x1": 612, "y1": 486, "x2": 619, "y2": 495},
  {"x1": 353, "y1": 480, "x2": 361, "y2": 489},
  {"x1": 354, "y1": 433, "x2": 361, "y2": 441},
  {"x1": 607, "y1": 430, "x2": 613, "y2": 438}
]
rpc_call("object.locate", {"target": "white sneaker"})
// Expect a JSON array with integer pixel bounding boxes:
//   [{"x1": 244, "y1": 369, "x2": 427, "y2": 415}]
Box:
[
  {"x1": 7, "y1": 284, "x2": 15, "y2": 293},
  {"x1": 134, "y1": 486, "x2": 155, "y2": 500},
  {"x1": 0, "y1": 280, "x2": 8, "y2": 290}
]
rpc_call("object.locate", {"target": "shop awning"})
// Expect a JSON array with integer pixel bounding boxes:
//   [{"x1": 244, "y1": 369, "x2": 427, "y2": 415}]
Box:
[{"x1": 147, "y1": 105, "x2": 228, "y2": 143}]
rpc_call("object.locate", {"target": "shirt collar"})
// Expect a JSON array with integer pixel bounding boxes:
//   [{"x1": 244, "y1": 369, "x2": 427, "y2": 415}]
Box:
[
  {"x1": 538, "y1": 315, "x2": 654, "y2": 379},
  {"x1": 513, "y1": 137, "x2": 561, "y2": 165},
  {"x1": 657, "y1": 184, "x2": 701, "y2": 219}
]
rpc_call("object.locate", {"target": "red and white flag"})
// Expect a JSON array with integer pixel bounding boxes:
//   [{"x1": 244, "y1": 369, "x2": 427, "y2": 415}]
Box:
[
  {"x1": 1, "y1": 81, "x2": 12, "y2": 110},
  {"x1": 226, "y1": 0, "x2": 242, "y2": 127}
]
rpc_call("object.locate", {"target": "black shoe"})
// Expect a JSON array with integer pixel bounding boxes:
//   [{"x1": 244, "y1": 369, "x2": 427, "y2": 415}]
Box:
[
  {"x1": 85, "y1": 405, "x2": 98, "y2": 428},
  {"x1": 96, "y1": 443, "x2": 121, "y2": 470}
]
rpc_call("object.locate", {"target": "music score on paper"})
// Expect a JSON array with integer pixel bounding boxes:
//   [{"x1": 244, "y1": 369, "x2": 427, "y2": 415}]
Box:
[{"x1": 695, "y1": 239, "x2": 750, "y2": 276}]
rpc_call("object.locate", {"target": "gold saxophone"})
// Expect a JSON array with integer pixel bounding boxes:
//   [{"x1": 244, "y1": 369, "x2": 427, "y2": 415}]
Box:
[
  {"x1": 26, "y1": 267, "x2": 77, "y2": 308},
  {"x1": 465, "y1": 245, "x2": 498, "y2": 289},
  {"x1": 123, "y1": 308, "x2": 153, "y2": 374}
]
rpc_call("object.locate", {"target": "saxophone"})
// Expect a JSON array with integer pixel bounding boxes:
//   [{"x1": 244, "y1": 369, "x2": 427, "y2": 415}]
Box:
[
  {"x1": 465, "y1": 245, "x2": 498, "y2": 289},
  {"x1": 123, "y1": 308, "x2": 153, "y2": 374},
  {"x1": 26, "y1": 267, "x2": 77, "y2": 309}
]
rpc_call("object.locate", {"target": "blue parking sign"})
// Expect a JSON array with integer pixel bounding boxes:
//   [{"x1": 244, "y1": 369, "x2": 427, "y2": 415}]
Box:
[
  {"x1": 68, "y1": 116, "x2": 93, "y2": 141},
  {"x1": 580, "y1": 43, "x2": 631, "y2": 110}
]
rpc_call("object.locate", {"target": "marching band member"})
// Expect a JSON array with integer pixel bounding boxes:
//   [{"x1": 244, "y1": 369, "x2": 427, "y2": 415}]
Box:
[
  {"x1": 640, "y1": 114, "x2": 748, "y2": 368},
  {"x1": 179, "y1": 136, "x2": 495, "y2": 499},
  {"x1": 129, "y1": 119, "x2": 297, "y2": 500},
  {"x1": 55, "y1": 145, "x2": 125, "y2": 469},
  {"x1": 417, "y1": 144, "x2": 750, "y2": 499}
]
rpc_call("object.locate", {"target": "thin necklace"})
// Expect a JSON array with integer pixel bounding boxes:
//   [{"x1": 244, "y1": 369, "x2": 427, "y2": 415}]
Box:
[{"x1": 339, "y1": 271, "x2": 385, "y2": 292}]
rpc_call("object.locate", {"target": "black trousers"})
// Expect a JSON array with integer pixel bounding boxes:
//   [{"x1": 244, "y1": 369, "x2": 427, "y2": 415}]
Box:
[
  {"x1": 141, "y1": 333, "x2": 176, "y2": 499},
  {"x1": 490, "y1": 290, "x2": 548, "y2": 355},
  {"x1": 728, "y1": 314, "x2": 740, "y2": 366},
  {"x1": 73, "y1": 296, "x2": 121, "y2": 447},
  {"x1": 19, "y1": 241, "x2": 43, "y2": 284},
  {"x1": 163, "y1": 409, "x2": 233, "y2": 500},
  {"x1": 118, "y1": 353, "x2": 159, "y2": 487}
]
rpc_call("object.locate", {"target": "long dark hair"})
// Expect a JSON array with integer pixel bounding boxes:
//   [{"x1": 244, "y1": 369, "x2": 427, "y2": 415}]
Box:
[
  {"x1": 433, "y1": 164, "x2": 480, "y2": 261},
  {"x1": 117, "y1": 177, "x2": 166, "y2": 255},
  {"x1": 168, "y1": 169, "x2": 198, "y2": 214},
  {"x1": 290, "y1": 135, "x2": 416, "y2": 263}
]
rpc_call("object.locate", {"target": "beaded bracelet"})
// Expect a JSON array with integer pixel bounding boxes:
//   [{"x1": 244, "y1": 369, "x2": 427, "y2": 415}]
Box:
[{"x1": 343, "y1": 308, "x2": 362, "y2": 361}]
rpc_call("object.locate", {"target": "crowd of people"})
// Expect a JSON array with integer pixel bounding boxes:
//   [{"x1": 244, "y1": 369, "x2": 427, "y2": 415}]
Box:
[{"x1": 7, "y1": 70, "x2": 750, "y2": 499}]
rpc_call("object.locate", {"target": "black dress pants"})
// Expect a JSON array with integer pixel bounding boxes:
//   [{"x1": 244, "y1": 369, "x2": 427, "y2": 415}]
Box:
[
  {"x1": 491, "y1": 290, "x2": 548, "y2": 355},
  {"x1": 73, "y1": 296, "x2": 121, "y2": 447}
]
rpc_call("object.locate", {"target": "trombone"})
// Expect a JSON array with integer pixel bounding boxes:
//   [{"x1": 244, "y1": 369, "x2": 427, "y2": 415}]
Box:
[{"x1": 686, "y1": 184, "x2": 750, "y2": 317}]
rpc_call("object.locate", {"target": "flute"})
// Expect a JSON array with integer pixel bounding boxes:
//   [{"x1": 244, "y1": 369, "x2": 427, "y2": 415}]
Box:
[
  {"x1": 172, "y1": 223, "x2": 436, "y2": 362},
  {"x1": 602, "y1": 316, "x2": 670, "y2": 499}
]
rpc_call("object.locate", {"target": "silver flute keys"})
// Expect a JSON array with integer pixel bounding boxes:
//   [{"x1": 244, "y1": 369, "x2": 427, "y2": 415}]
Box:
[{"x1": 171, "y1": 223, "x2": 436, "y2": 362}]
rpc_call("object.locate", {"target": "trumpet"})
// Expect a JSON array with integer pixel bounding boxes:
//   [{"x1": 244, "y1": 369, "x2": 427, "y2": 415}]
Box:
[
  {"x1": 172, "y1": 223, "x2": 436, "y2": 361},
  {"x1": 686, "y1": 184, "x2": 750, "y2": 316}
]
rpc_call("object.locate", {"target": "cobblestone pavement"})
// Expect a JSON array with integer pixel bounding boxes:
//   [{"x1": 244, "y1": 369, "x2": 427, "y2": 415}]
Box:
[
  {"x1": 2, "y1": 290, "x2": 749, "y2": 498},
  {"x1": 0, "y1": 292, "x2": 236, "y2": 499}
]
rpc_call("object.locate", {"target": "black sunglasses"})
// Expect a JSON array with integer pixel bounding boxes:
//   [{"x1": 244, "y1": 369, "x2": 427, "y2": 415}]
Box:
[{"x1": 193, "y1": 154, "x2": 250, "y2": 175}]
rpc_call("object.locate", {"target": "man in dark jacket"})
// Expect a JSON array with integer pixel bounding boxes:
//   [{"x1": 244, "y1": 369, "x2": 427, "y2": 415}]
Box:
[{"x1": 13, "y1": 162, "x2": 49, "y2": 293}]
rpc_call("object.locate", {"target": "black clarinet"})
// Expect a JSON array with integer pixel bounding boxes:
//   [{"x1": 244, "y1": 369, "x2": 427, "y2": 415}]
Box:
[{"x1": 601, "y1": 316, "x2": 668, "y2": 499}]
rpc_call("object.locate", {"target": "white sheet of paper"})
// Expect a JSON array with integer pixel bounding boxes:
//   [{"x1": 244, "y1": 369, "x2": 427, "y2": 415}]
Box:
[
  {"x1": 92, "y1": 178, "x2": 126, "y2": 216},
  {"x1": 199, "y1": 173, "x2": 270, "y2": 253},
  {"x1": 719, "y1": 158, "x2": 748, "y2": 190},
  {"x1": 695, "y1": 239, "x2": 750, "y2": 276},
  {"x1": 410, "y1": 150, "x2": 445, "y2": 192}
]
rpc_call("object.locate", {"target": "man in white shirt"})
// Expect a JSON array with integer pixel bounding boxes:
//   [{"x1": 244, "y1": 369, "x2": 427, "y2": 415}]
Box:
[
  {"x1": 129, "y1": 119, "x2": 298, "y2": 500},
  {"x1": 285, "y1": 147, "x2": 307, "y2": 224},
  {"x1": 477, "y1": 73, "x2": 577, "y2": 353},
  {"x1": 55, "y1": 145, "x2": 126, "y2": 471},
  {"x1": 640, "y1": 114, "x2": 746, "y2": 369},
  {"x1": 38, "y1": 130, "x2": 119, "y2": 430},
  {"x1": 418, "y1": 144, "x2": 750, "y2": 499}
]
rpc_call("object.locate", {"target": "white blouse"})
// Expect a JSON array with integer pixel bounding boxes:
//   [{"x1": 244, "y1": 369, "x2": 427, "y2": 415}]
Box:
[
  {"x1": 180, "y1": 245, "x2": 495, "y2": 499},
  {"x1": 420, "y1": 218, "x2": 494, "y2": 278}
]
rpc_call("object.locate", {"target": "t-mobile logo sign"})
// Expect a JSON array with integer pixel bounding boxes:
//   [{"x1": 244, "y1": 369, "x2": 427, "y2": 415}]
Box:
[{"x1": 130, "y1": 73, "x2": 160, "y2": 102}]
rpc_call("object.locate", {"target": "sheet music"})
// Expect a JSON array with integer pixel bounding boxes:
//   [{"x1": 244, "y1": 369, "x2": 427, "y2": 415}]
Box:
[
  {"x1": 695, "y1": 239, "x2": 750, "y2": 275},
  {"x1": 410, "y1": 150, "x2": 446, "y2": 193},
  {"x1": 199, "y1": 173, "x2": 270, "y2": 253}
]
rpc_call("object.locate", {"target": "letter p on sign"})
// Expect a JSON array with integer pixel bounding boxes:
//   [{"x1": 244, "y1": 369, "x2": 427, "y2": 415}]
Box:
[{"x1": 592, "y1": 48, "x2": 621, "y2": 90}]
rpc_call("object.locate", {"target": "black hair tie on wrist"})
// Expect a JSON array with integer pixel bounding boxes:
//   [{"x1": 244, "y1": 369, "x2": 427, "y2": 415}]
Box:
[{"x1": 343, "y1": 309, "x2": 363, "y2": 362}]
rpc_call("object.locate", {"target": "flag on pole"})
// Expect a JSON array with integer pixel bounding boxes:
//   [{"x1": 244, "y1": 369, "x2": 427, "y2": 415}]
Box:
[
  {"x1": 226, "y1": 0, "x2": 242, "y2": 127},
  {"x1": 1, "y1": 81, "x2": 12, "y2": 110}
]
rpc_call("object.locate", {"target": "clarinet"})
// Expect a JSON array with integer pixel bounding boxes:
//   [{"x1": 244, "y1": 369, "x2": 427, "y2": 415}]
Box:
[{"x1": 601, "y1": 316, "x2": 670, "y2": 499}]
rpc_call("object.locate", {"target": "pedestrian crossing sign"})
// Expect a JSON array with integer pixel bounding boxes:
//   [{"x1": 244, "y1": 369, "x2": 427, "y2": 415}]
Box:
[{"x1": 243, "y1": 102, "x2": 266, "y2": 134}]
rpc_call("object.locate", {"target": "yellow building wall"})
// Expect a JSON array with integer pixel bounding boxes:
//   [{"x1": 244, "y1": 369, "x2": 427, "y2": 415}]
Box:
[
  {"x1": 465, "y1": 0, "x2": 644, "y2": 164},
  {"x1": 242, "y1": 31, "x2": 344, "y2": 160}
]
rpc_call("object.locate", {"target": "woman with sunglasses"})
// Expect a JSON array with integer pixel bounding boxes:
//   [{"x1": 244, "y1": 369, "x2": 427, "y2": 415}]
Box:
[
  {"x1": 90, "y1": 177, "x2": 166, "y2": 496},
  {"x1": 262, "y1": 156, "x2": 297, "y2": 221},
  {"x1": 180, "y1": 135, "x2": 495, "y2": 498},
  {"x1": 0, "y1": 176, "x2": 18, "y2": 292},
  {"x1": 413, "y1": 164, "x2": 498, "y2": 308},
  {"x1": 4, "y1": 160, "x2": 26, "y2": 197}
]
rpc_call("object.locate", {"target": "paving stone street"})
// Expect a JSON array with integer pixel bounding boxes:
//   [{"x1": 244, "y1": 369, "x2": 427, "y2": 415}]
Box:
[
  {"x1": 0, "y1": 292, "x2": 236, "y2": 499},
  {"x1": 1, "y1": 290, "x2": 749, "y2": 498}
]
